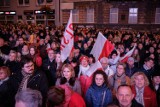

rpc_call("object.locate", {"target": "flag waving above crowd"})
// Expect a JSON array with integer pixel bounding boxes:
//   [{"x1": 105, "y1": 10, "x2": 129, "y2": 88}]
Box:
[
  {"x1": 90, "y1": 32, "x2": 114, "y2": 61},
  {"x1": 60, "y1": 11, "x2": 74, "y2": 62}
]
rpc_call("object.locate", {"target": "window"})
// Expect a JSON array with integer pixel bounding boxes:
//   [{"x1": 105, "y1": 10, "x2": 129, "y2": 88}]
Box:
[
  {"x1": 37, "y1": 0, "x2": 44, "y2": 5},
  {"x1": 86, "y1": 8, "x2": 94, "y2": 23},
  {"x1": 46, "y1": 0, "x2": 52, "y2": 3},
  {"x1": 72, "y1": 9, "x2": 79, "y2": 23},
  {"x1": 18, "y1": 0, "x2": 29, "y2": 6},
  {"x1": 128, "y1": 8, "x2": 138, "y2": 24},
  {"x1": 155, "y1": 8, "x2": 160, "y2": 24},
  {"x1": 0, "y1": 0, "x2": 10, "y2": 6},
  {"x1": 109, "y1": 8, "x2": 118, "y2": 23}
]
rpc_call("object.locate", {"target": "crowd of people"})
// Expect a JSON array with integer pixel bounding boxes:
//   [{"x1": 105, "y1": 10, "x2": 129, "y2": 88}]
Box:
[{"x1": 0, "y1": 23, "x2": 160, "y2": 107}]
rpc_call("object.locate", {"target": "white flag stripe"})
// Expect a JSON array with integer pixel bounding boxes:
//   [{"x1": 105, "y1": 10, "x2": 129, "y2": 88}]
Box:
[
  {"x1": 119, "y1": 45, "x2": 136, "y2": 61},
  {"x1": 86, "y1": 61, "x2": 102, "y2": 77},
  {"x1": 61, "y1": 11, "x2": 74, "y2": 62},
  {"x1": 90, "y1": 32, "x2": 107, "y2": 61}
]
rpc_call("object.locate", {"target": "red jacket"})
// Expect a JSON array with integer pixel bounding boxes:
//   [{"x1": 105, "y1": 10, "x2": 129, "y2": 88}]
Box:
[
  {"x1": 131, "y1": 86, "x2": 158, "y2": 107},
  {"x1": 79, "y1": 75, "x2": 92, "y2": 96},
  {"x1": 69, "y1": 92, "x2": 86, "y2": 107}
]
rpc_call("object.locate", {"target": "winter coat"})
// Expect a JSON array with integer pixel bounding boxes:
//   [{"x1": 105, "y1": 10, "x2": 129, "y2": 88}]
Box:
[
  {"x1": 56, "y1": 78, "x2": 82, "y2": 95},
  {"x1": 85, "y1": 83, "x2": 112, "y2": 107},
  {"x1": 10, "y1": 70, "x2": 48, "y2": 106},
  {"x1": 132, "y1": 86, "x2": 158, "y2": 107}
]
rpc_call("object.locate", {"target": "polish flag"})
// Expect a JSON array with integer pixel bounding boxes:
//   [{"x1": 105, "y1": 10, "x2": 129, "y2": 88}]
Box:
[
  {"x1": 90, "y1": 32, "x2": 114, "y2": 61},
  {"x1": 61, "y1": 11, "x2": 74, "y2": 62},
  {"x1": 86, "y1": 61, "x2": 103, "y2": 77},
  {"x1": 119, "y1": 45, "x2": 136, "y2": 63}
]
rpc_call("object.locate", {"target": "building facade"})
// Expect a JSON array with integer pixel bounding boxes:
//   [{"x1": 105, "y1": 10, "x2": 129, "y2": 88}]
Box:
[{"x1": 0, "y1": 0, "x2": 160, "y2": 29}]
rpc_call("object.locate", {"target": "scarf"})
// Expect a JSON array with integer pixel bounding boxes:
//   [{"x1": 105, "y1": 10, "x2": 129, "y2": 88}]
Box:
[
  {"x1": 78, "y1": 65, "x2": 90, "y2": 78},
  {"x1": 135, "y1": 87, "x2": 144, "y2": 106},
  {"x1": 18, "y1": 70, "x2": 32, "y2": 91},
  {"x1": 113, "y1": 73, "x2": 127, "y2": 91},
  {"x1": 0, "y1": 77, "x2": 9, "y2": 86}
]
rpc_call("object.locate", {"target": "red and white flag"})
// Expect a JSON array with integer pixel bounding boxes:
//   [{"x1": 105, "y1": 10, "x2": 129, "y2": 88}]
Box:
[
  {"x1": 90, "y1": 32, "x2": 114, "y2": 61},
  {"x1": 61, "y1": 11, "x2": 74, "y2": 62},
  {"x1": 119, "y1": 45, "x2": 136, "y2": 63},
  {"x1": 86, "y1": 61, "x2": 103, "y2": 77}
]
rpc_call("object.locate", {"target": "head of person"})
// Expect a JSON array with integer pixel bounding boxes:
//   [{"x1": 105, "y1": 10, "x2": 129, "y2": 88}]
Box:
[
  {"x1": 9, "y1": 51, "x2": 17, "y2": 61},
  {"x1": 47, "y1": 49, "x2": 56, "y2": 61},
  {"x1": 116, "y1": 85, "x2": 134, "y2": 107},
  {"x1": 127, "y1": 57, "x2": 135, "y2": 67},
  {"x1": 29, "y1": 46, "x2": 37, "y2": 56},
  {"x1": 61, "y1": 64, "x2": 75, "y2": 80},
  {"x1": 131, "y1": 72, "x2": 149, "y2": 89},
  {"x1": 110, "y1": 50, "x2": 118, "y2": 59},
  {"x1": 21, "y1": 57, "x2": 34, "y2": 74},
  {"x1": 116, "y1": 63, "x2": 126, "y2": 76},
  {"x1": 144, "y1": 57, "x2": 154, "y2": 69},
  {"x1": 79, "y1": 55, "x2": 89, "y2": 67},
  {"x1": 88, "y1": 54, "x2": 95, "y2": 64},
  {"x1": 18, "y1": 37, "x2": 24, "y2": 45},
  {"x1": 55, "y1": 52, "x2": 61, "y2": 63},
  {"x1": 92, "y1": 70, "x2": 108, "y2": 87},
  {"x1": 0, "y1": 37, "x2": 5, "y2": 47},
  {"x1": 100, "y1": 57, "x2": 109, "y2": 70},
  {"x1": 0, "y1": 66, "x2": 10, "y2": 80},
  {"x1": 15, "y1": 88, "x2": 42, "y2": 107},
  {"x1": 47, "y1": 86, "x2": 65, "y2": 107},
  {"x1": 152, "y1": 71, "x2": 160, "y2": 86}
]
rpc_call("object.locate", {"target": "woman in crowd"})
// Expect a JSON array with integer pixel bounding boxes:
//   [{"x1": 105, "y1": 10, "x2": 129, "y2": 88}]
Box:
[
  {"x1": 109, "y1": 62, "x2": 130, "y2": 96},
  {"x1": 56, "y1": 64, "x2": 81, "y2": 95},
  {"x1": 85, "y1": 70, "x2": 112, "y2": 107},
  {"x1": 131, "y1": 72, "x2": 157, "y2": 107},
  {"x1": 0, "y1": 66, "x2": 13, "y2": 107},
  {"x1": 78, "y1": 55, "x2": 92, "y2": 96},
  {"x1": 27, "y1": 46, "x2": 42, "y2": 68}
]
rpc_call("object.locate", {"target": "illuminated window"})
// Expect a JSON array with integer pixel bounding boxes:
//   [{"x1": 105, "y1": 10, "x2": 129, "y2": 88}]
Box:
[
  {"x1": 86, "y1": 8, "x2": 94, "y2": 23},
  {"x1": 128, "y1": 8, "x2": 138, "y2": 24},
  {"x1": 155, "y1": 8, "x2": 160, "y2": 24},
  {"x1": 72, "y1": 9, "x2": 79, "y2": 23},
  {"x1": 110, "y1": 8, "x2": 118, "y2": 23}
]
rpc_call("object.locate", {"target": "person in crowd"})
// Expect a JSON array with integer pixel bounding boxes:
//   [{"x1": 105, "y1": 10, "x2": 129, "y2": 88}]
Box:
[
  {"x1": 132, "y1": 48, "x2": 140, "y2": 68},
  {"x1": 78, "y1": 55, "x2": 92, "y2": 96},
  {"x1": 0, "y1": 66, "x2": 13, "y2": 107},
  {"x1": 4, "y1": 50, "x2": 21, "y2": 75},
  {"x1": 115, "y1": 84, "x2": 143, "y2": 107},
  {"x1": 109, "y1": 50, "x2": 120, "y2": 73},
  {"x1": 139, "y1": 57, "x2": 155, "y2": 84},
  {"x1": 88, "y1": 54, "x2": 95, "y2": 66},
  {"x1": 42, "y1": 48, "x2": 57, "y2": 87},
  {"x1": 47, "y1": 85, "x2": 86, "y2": 107},
  {"x1": 100, "y1": 57, "x2": 114, "y2": 79},
  {"x1": 27, "y1": 46, "x2": 42, "y2": 68},
  {"x1": 21, "y1": 44, "x2": 29, "y2": 58},
  {"x1": 37, "y1": 38, "x2": 47, "y2": 59},
  {"x1": 15, "y1": 37, "x2": 25, "y2": 53},
  {"x1": 109, "y1": 62, "x2": 130, "y2": 95},
  {"x1": 85, "y1": 70, "x2": 112, "y2": 107},
  {"x1": 56, "y1": 64, "x2": 81, "y2": 95},
  {"x1": 55, "y1": 52, "x2": 63, "y2": 74},
  {"x1": 150, "y1": 71, "x2": 160, "y2": 107},
  {"x1": 11, "y1": 57, "x2": 48, "y2": 107},
  {"x1": 15, "y1": 88, "x2": 42, "y2": 107},
  {"x1": 125, "y1": 57, "x2": 138, "y2": 77},
  {"x1": 131, "y1": 72, "x2": 157, "y2": 107}
]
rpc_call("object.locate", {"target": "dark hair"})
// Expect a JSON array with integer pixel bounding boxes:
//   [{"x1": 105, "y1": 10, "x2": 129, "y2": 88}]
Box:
[
  {"x1": 145, "y1": 57, "x2": 154, "y2": 62},
  {"x1": 92, "y1": 70, "x2": 108, "y2": 86},
  {"x1": 47, "y1": 86, "x2": 65, "y2": 107},
  {"x1": 20, "y1": 56, "x2": 33, "y2": 67}
]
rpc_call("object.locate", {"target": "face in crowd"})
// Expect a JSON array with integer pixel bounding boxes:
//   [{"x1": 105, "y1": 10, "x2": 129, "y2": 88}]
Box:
[{"x1": 116, "y1": 85, "x2": 134, "y2": 107}]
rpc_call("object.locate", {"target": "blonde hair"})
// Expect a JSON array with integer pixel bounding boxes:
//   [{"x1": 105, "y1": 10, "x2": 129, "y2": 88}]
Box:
[
  {"x1": 131, "y1": 72, "x2": 149, "y2": 86},
  {"x1": 61, "y1": 64, "x2": 75, "y2": 78},
  {"x1": 0, "y1": 66, "x2": 11, "y2": 77}
]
